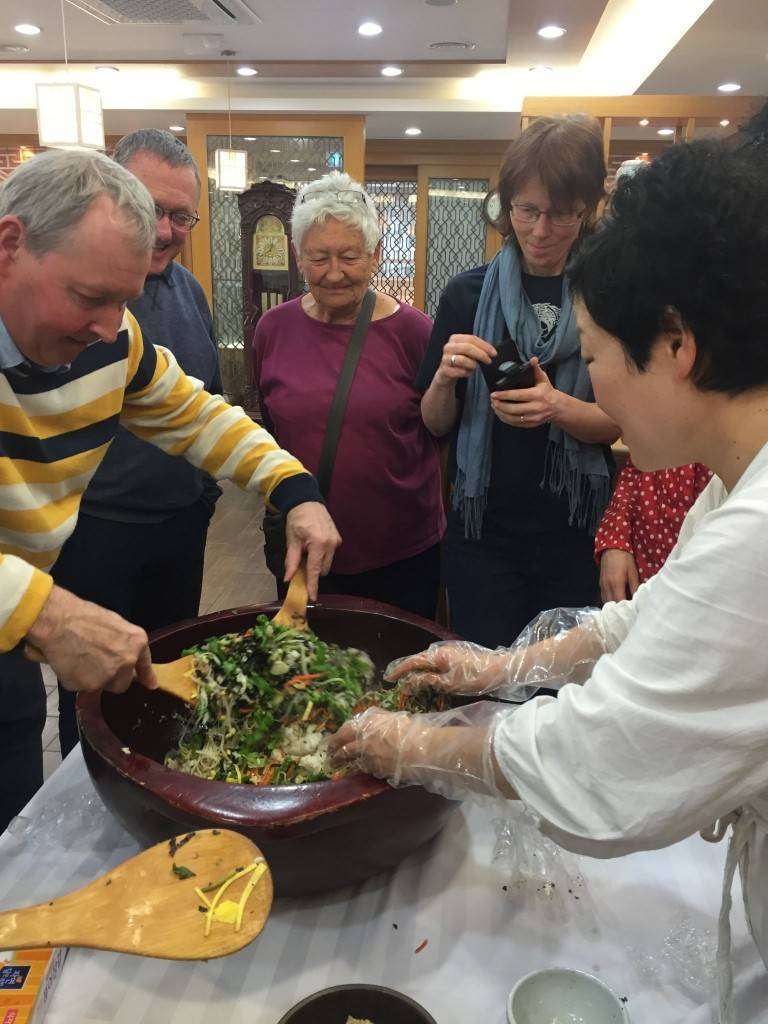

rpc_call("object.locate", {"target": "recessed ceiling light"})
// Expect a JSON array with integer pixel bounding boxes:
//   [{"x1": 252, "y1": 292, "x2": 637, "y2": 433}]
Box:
[
  {"x1": 404, "y1": 126, "x2": 422, "y2": 136},
  {"x1": 14, "y1": 23, "x2": 41, "y2": 36},
  {"x1": 290, "y1": 158, "x2": 300, "y2": 163},
  {"x1": 720, "y1": 119, "x2": 730, "y2": 127},
  {"x1": 244, "y1": 136, "x2": 257, "y2": 141},
  {"x1": 307, "y1": 166, "x2": 317, "y2": 171},
  {"x1": 95, "y1": 65, "x2": 119, "y2": 73},
  {"x1": 381, "y1": 65, "x2": 403, "y2": 77},
  {"x1": 270, "y1": 148, "x2": 281, "y2": 153},
  {"x1": 0, "y1": 43, "x2": 30, "y2": 54},
  {"x1": 639, "y1": 118, "x2": 649, "y2": 126},
  {"x1": 717, "y1": 82, "x2": 741, "y2": 92},
  {"x1": 168, "y1": 125, "x2": 185, "y2": 132},
  {"x1": 538, "y1": 25, "x2": 566, "y2": 39},
  {"x1": 657, "y1": 128, "x2": 675, "y2": 136},
  {"x1": 358, "y1": 21, "x2": 383, "y2": 36},
  {"x1": 237, "y1": 66, "x2": 258, "y2": 76},
  {"x1": 528, "y1": 65, "x2": 554, "y2": 73}
]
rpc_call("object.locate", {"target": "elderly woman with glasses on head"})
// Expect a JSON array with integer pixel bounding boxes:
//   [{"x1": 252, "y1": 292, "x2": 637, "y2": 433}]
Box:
[
  {"x1": 252, "y1": 171, "x2": 445, "y2": 619},
  {"x1": 416, "y1": 116, "x2": 620, "y2": 651}
]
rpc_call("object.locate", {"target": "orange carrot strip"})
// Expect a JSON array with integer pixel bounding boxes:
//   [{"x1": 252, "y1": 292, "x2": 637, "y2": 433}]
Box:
[{"x1": 285, "y1": 673, "x2": 322, "y2": 687}]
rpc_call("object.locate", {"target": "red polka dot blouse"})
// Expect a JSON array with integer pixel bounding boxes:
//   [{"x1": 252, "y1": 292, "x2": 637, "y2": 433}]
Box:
[{"x1": 594, "y1": 459, "x2": 713, "y2": 582}]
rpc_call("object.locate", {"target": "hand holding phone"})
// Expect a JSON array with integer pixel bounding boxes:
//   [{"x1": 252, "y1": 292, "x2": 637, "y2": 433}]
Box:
[
  {"x1": 480, "y1": 337, "x2": 536, "y2": 393},
  {"x1": 488, "y1": 356, "x2": 560, "y2": 429}
]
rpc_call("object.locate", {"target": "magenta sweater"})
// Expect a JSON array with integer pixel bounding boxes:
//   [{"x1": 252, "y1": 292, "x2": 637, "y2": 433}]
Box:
[{"x1": 253, "y1": 298, "x2": 446, "y2": 574}]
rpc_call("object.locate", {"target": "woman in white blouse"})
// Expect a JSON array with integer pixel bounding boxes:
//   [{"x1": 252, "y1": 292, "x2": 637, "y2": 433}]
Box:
[{"x1": 331, "y1": 139, "x2": 768, "y2": 1022}]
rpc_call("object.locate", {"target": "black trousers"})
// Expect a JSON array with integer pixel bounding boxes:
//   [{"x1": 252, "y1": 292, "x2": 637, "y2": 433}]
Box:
[
  {"x1": 276, "y1": 543, "x2": 442, "y2": 622},
  {"x1": 444, "y1": 525, "x2": 600, "y2": 650},
  {"x1": 0, "y1": 647, "x2": 46, "y2": 834},
  {"x1": 52, "y1": 500, "x2": 212, "y2": 757}
]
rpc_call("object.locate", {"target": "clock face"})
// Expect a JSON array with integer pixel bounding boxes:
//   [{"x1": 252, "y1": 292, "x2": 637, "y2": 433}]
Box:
[{"x1": 253, "y1": 216, "x2": 289, "y2": 271}]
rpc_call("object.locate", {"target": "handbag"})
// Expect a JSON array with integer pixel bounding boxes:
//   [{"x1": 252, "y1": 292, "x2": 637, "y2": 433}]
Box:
[{"x1": 262, "y1": 289, "x2": 376, "y2": 579}]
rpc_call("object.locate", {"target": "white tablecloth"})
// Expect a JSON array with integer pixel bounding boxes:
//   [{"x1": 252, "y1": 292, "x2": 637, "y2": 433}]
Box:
[{"x1": 1, "y1": 750, "x2": 767, "y2": 1024}]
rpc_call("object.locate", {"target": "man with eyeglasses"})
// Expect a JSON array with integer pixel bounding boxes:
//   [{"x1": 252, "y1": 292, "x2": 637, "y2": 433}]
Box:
[{"x1": 52, "y1": 129, "x2": 224, "y2": 757}]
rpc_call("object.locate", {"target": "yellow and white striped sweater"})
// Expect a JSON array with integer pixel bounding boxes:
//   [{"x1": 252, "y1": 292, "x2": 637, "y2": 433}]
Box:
[{"x1": 0, "y1": 309, "x2": 319, "y2": 651}]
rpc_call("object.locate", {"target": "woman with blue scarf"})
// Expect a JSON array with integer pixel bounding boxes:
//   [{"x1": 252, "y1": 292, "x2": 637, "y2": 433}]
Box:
[{"x1": 415, "y1": 116, "x2": 620, "y2": 648}]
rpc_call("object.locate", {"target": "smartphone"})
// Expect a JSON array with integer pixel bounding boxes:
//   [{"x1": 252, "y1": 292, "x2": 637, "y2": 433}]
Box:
[{"x1": 480, "y1": 336, "x2": 536, "y2": 393}]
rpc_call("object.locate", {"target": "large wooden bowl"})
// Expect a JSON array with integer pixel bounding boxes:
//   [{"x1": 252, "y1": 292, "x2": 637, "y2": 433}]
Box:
[{"x1": 77, "y1": 597, "x2": 461, "y2": 897}]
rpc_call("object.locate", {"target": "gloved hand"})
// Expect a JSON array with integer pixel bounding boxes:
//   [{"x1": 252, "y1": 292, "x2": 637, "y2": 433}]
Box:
[
  {"x1": 385, "y1": 606, "x2": 606, "y2": 701},
  {"x1": 329, "y1": 700, "x2": 514, "y2": 800}
]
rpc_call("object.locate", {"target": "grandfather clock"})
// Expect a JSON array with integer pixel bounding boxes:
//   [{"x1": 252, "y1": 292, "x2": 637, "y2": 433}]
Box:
[{"x1": 237, "y1": 180, "x2": 304, "y2": 416}]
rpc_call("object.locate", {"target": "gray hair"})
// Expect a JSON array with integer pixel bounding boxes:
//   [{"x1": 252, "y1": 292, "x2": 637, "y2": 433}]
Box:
[
  {"x1": 0, "y1": 148, "x2": 156, "y2": 257},
  {"x1": 113, "y1": 128, "x2": 201, "y2": 189},
  {"x1": 291, "y1": 171, "x2": 381, "y2": 253}
]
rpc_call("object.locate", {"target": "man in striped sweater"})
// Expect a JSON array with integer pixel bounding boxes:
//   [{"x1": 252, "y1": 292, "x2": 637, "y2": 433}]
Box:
[{"x1": 0, "y1": 148, "x2": 340, "y2": 831}]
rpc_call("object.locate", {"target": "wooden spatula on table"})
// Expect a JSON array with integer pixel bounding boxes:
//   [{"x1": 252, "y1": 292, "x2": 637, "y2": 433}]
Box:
[
  {"x1": 25, "y1": 563, "x2": 311, "y2": 705},
  {"x1": 0, "y1": 829, "x2": 272, "y2": 960}
]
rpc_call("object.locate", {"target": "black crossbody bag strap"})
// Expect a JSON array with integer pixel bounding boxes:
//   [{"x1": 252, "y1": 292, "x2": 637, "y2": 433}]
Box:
[{"x1": 315, "y1": 288, "x2": 376, "y2": 498}]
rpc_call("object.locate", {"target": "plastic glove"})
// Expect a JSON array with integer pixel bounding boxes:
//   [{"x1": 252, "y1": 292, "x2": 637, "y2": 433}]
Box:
[
  {"x1": 385, "y1": 606, "x2": 606, "y2": 701},
  {"x1": 329, "y1": 700, "x2": 514, "y2": 801}
]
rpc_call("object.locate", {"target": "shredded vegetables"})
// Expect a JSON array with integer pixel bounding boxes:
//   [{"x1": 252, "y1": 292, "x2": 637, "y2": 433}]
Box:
[{"x1": 164, "y1": 615, "x2": 443, "y2": 785}]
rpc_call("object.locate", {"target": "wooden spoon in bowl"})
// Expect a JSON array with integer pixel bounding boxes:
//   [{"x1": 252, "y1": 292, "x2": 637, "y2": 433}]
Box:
[
  {"x1": 0, "y1": 829, "x2": 272, "y2": 960},
  {"x1": 271, "y1": 561, "x2": 309, "y2": 630}
]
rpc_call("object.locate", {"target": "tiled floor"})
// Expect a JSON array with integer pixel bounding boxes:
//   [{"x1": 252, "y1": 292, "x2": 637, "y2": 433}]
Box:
[{"x1": 42, "y1": 481, "x2": 274, "y2": 779}]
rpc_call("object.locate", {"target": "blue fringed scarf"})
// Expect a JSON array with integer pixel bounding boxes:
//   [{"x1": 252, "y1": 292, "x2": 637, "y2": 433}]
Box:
[{"x1": 453, "y1": 244, "x2": 611, "y2": 538}]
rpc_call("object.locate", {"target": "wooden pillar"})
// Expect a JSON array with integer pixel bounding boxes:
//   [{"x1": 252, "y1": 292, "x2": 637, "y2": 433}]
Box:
[
  {"x1": 602, "y1": 117, "x2": 612, "y2": 162},
  {"x1": 520, "y1": 116, "x2": 530, "y2": 133},
  {"x1": 684, "y1": 116, "x2": 696, "y2": 141}
]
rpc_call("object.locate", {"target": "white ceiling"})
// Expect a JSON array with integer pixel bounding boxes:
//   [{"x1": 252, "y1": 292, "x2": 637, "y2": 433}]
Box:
[
  {"x1": 1, "y1": 0, "x2": 514, "y2": 62},
  {"x1": 0, "y1": 0, "x2": 764, "y2": 140},
  {"x1": 640, "y1": 0, "x2": 768, "y2": 94}
]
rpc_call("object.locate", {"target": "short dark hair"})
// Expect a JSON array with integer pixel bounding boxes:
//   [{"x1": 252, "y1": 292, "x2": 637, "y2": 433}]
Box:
[
  {"x1": 568, "y1": 140, "x2": 768, "y2": 396},
  {"x1": 112, "y1": 128, "x2": 200, "y2": 189},
  {"x1": 486, "y1": 115, "x2": 606, "y2": 238}
]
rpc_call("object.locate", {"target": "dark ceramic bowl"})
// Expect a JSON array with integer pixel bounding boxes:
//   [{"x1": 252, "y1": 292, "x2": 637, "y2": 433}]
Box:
[
  {"x1": 276, "y1": 984, "x2": 437, "y2": 1024},
  {"x1": 78, "y1": 597, "x2": 461, "y2": 897}
]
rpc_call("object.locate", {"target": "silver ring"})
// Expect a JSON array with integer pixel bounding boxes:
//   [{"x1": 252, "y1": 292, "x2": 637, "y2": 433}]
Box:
[{"x1": 450, "y1": 354, "x2": 456, "y2": 368}]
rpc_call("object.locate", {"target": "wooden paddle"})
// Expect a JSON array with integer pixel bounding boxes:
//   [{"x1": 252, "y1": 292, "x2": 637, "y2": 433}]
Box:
[
  {"x1": 271, "y1": 561, "x2": 309, "y2": 630},
  {"x1": 0, "y1": 829, "x2": 272, "y2": 960},
  {"x1": 23, "y1": 643, "x2": 200, "y2": 705}
]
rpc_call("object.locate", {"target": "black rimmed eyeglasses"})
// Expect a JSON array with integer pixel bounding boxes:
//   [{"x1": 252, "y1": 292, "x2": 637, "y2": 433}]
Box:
[
  {"x1": 154, "y1": 203, "x2": 200, "y2": 231},
  {"x1": 510, "y1": 203, "x2": 585, "y2": 228}
]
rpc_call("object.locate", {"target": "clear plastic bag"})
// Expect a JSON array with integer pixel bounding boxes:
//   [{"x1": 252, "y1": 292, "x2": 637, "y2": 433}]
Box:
[
  {"x1": 492, "y1": 804, "x2": 587, "y2": 917},
  {"x1": 627, "y1": 912, "x2": 717, "y2": 998}
]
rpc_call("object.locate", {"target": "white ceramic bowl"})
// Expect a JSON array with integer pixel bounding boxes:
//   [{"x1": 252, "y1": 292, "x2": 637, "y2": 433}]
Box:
[{"x1": 507, "y1": 967, "x2": 630, "y2": 1024}]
